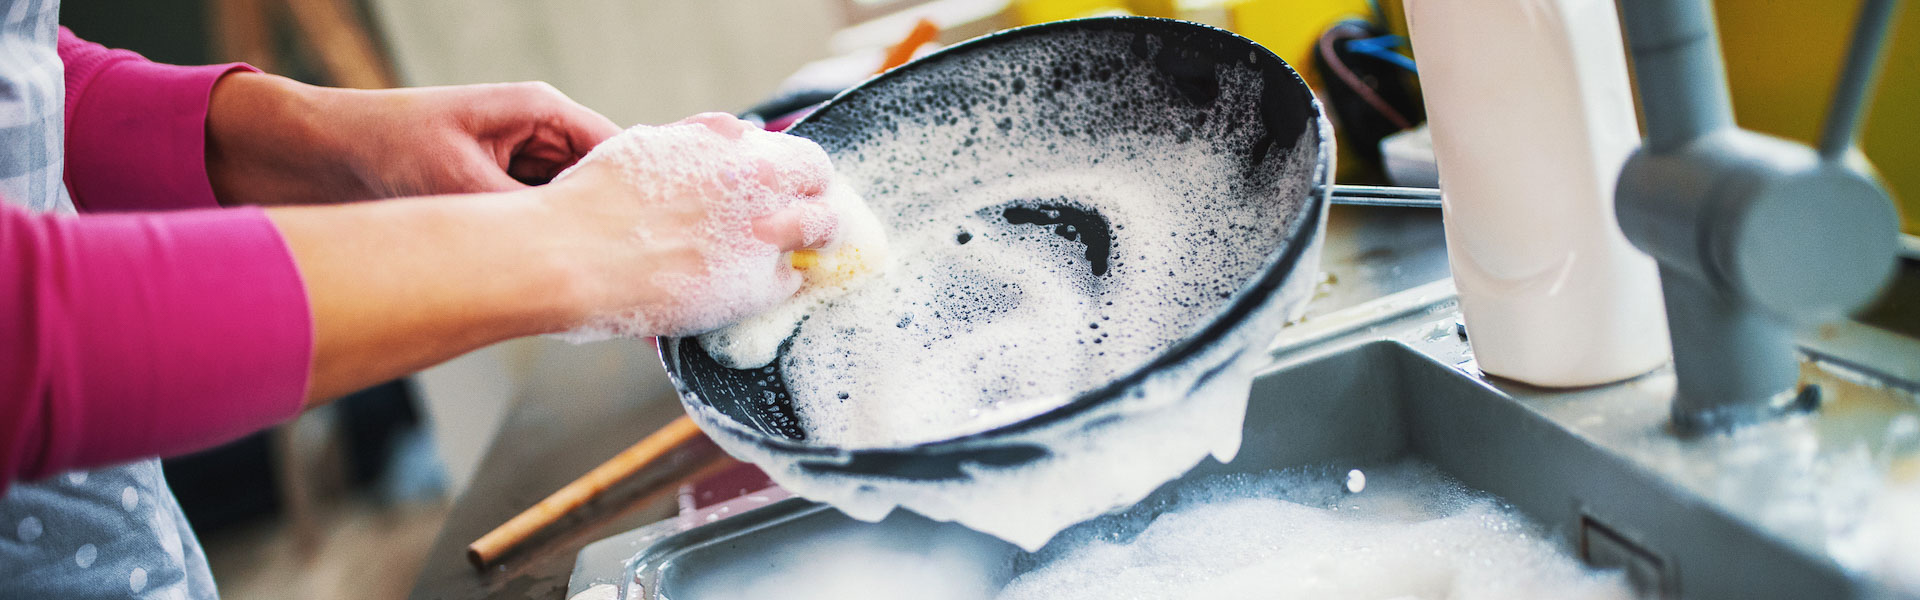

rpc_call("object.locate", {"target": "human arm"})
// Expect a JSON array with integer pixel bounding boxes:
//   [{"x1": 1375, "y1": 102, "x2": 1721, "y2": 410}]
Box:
[
  {"x1": 2, "y1": 114, "x2": 836, "y2": 486},
  {"x1": 276, "y1": 113, "x2": 837, "y2": 399},
  {"x1": 60, "y1": 26, "x2": 620, "y2": 211},
  {"x1": 203, "y1": 72, "x2": 621, "y2": 206}
]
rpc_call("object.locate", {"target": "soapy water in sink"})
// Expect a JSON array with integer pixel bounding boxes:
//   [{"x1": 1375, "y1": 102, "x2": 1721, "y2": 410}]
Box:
[
  {"x1": 623, "y1": 459, "x2": 1634, "y2": 600},
  {"x1": 1634, "y1": 360, "x2": 1920, "y2": 594},
  {"x1": 685, "y1": 26, "x2": 1322, "y2": 552},
  {"x1": 1002, "y1": 459, "x2": 1634, "y2": 600}
]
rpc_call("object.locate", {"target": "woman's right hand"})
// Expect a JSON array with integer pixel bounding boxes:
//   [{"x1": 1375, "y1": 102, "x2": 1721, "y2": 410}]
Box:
[
  {"x1": 273, "y1": 112, "x2": 841, "y2": 402},
  {"x1": 537, "y1": 113, "x2": 842, "y2": 340}
]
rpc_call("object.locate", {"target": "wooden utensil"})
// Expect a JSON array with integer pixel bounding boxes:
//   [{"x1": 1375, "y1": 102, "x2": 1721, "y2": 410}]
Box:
[{"x1": 466, "y1": 415, "x2": 706, "y2": 567}]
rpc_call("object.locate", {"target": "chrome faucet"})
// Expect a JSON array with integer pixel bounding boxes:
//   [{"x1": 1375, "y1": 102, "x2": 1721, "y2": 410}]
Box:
[{"x1": 1613, "y1": 0, "x2": 1904, "y2": 432}]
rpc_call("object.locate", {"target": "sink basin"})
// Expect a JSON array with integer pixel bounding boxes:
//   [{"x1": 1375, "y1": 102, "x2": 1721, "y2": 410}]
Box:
[{"x1": 570, "y1": 281, "x2": 1920, "y2": 600}]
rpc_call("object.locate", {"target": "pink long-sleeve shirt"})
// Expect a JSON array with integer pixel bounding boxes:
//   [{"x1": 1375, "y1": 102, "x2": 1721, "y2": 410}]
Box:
[{"x1": 0, "y1": 30, "x2": 312, "y2": 492}]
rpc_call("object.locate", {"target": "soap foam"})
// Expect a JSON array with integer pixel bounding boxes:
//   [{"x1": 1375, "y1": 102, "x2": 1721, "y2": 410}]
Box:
[
  {"x1": 1002, "y1": 460, "x2": 1636, "y2": 600},
  {"x1": 554, "y1": 113, "x2": 836, "y2": 342},
  {"x1": 768, "y1": 164, "x2": 1291, "y2": 448},
  {"x1": 1637, "y1": 392, "x2": 1920, "y2": 595},
  {"x1": 685, "y1": 26, "x2": 1331, "y2": 551}
]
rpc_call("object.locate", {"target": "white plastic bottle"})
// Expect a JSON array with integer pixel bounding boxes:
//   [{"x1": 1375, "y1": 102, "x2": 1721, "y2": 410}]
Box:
[{"x1": 1403, "y1": 0, "x2": 1671, "y2": 387}]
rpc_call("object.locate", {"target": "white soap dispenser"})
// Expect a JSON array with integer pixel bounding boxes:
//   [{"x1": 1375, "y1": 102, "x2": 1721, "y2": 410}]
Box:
[{"x1": 1403, "y1": 0, "x2": 1672, "y2": 387}]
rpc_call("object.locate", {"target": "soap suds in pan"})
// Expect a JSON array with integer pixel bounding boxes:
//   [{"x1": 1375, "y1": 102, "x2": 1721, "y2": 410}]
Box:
[{"x1": 687, "y1": 26, "x2": 1327, "y2": 551}]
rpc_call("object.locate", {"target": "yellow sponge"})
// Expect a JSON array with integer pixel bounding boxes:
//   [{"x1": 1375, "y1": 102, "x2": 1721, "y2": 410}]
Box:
[{"x1": 791, "y1": 249, "x2": 820, "y2": 270}]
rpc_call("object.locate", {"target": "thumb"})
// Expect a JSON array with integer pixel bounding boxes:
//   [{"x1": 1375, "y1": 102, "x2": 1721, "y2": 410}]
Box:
[{"x1": 458, "y1": 145, "x2": 535, "y2": 194}]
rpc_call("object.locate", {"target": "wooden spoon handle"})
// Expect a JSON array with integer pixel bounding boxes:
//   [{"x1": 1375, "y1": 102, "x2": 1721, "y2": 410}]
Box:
[{"x1": 466, "y1": 415, "x2": 705, "y2": 567}]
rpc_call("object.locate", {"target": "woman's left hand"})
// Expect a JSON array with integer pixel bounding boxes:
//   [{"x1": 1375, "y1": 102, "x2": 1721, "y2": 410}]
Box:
[{"x1": 205, "y1": 72, "x2": 622, "y2": 206}]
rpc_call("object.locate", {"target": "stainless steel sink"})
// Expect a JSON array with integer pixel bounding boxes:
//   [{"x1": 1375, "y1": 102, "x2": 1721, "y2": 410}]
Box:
[{"x1": 569, "y1": 277, "x2": 1920, "y2": 600}]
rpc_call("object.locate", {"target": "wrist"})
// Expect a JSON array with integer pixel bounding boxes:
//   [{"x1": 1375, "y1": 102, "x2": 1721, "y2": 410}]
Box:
[
  {"x1": 514, "y1": 181, "x2": 605, "y2": 333},
  {"x1": 206, "y1": 72, "x2": 350, "y2": 206}
]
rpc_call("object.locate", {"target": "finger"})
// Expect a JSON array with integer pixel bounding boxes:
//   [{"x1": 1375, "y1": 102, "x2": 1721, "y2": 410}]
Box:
[
  {"x1": 752, "y1": 203, "x2": 839, "y2": 251},
  {"x1": 676, "y1": 112, "x2": 756, "y2": 140},
  {"x1": 461, "y1": 146, "x2": 534, "y2": 193},
  {"x1": 483, "y1": 82, "x2": 622, "y2": 175},
  {"x1": 506, "y1": 134, "x2": 583, "y2": 184},
  {"x1": 771, "y1": 135, "x2": 832, "y2": 196},
  {"x1": 550, "y1": 98, "x2": 621, "y2": 158}
]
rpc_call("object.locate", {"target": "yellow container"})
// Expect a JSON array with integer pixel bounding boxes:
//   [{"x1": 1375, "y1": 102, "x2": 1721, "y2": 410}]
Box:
[
  {"x1": 1203, "y1": 0, "x2": 1379, "y2": 180},
  {"x1": 1224, "y1": 0, "x2": 1374, "y2": 86},
  {"x1": 1013, "y1": 0, "x2": 1132, "y2": 25},
  {"x1": 1128, "y1": 0, "x2": 1178, "y2": 17},
  {"x1": 1715, "y1": 1, "x2": 1918, "y2": 235}
]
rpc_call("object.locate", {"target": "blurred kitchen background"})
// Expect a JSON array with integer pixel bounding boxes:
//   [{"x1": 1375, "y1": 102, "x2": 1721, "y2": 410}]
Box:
[{"x1": 58, "y1": 0, "x2": 1915, "y2": 597}]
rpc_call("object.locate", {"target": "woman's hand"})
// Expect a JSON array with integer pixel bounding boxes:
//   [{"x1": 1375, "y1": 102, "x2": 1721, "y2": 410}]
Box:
[
  {"x1": 206, "y1": 72, "x2": 620, "y2": 206},
  {"x1": 538, "y1": 113, "x2": 840, "y2": 339},
  {"x1": 269, "y1": 112, "x2": 841, "y2": 401}
]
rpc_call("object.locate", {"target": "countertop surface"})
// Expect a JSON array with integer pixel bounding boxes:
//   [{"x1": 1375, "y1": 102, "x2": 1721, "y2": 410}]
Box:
[{"x1": 406, "y1": 204, "x2": 1451, "y2": 599}]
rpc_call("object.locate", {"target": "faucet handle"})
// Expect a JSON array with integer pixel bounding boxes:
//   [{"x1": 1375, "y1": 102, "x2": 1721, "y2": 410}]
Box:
[
  {"x1": 1819, "y1": 0, "x2": 1905, "y2": 162},
  {"x1": 1718, "y1": 160, "x2": 1899, "y2": 323}
]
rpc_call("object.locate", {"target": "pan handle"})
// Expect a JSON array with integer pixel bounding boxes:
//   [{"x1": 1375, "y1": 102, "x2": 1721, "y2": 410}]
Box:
[{"x1": 1328, "y1": 184, "x2": 1442, "y2": 209}]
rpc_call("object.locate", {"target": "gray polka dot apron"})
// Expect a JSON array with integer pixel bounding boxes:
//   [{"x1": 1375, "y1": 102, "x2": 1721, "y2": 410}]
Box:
[{"x1": 0, "y1": 1, "x2": 220, "y2": 598}]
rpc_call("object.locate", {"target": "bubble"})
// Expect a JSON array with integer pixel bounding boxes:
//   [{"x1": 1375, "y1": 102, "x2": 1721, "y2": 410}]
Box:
[{"x1": 16, "y1": 516, "x2": 40, "y2": 542}]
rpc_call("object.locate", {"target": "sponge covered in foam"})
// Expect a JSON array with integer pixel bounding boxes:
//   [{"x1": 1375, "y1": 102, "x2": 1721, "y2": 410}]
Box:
[
  {"x1": 701, "y1": 175, "x2": 893, "y2": 369},
  {"x1": 552, "y1": 113, "x2": 841, "y2": 342}
]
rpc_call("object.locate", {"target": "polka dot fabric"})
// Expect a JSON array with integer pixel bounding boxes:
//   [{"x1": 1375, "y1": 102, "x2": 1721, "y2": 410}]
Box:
[{"x1": 0, "y1": 460, "x2": 216, "y2": 599}]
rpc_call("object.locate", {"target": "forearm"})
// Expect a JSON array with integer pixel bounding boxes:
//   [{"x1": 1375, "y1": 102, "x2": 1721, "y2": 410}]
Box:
[
  {"x1": 205, "y1": 72, "x2": 617, "y2": 207},
  {"x1": 267, "y1": 185, "x2": 588, "y2": 403}
]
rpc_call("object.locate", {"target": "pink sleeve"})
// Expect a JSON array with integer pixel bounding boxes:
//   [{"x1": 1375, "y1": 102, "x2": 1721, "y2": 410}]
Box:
[
  {"x1": 59, "y1": 27, "x2": 258, "y2": 212},
  {"x1": 0, "y1": 204, "x2": 312, "y2": 488}
]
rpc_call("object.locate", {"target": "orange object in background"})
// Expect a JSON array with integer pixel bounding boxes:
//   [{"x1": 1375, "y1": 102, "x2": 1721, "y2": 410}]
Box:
[{"x1": 879, "y1": 18, "x2": 941, "y2": 73}]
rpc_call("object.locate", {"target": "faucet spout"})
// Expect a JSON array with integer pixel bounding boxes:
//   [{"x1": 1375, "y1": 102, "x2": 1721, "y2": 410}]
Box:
[{"x1": 1615, "y1": 0, "x2": 1736, "y2": 153}]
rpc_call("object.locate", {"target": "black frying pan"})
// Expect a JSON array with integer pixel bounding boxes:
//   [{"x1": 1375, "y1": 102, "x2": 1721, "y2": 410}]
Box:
[{"x1": 661, "y1": 16, "x2": 1333, "y2": 481}]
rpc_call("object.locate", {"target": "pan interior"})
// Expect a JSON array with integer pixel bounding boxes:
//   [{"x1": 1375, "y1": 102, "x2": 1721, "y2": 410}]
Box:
[{"x1": 691, "y1": 23, "x2": 1317, "y2": 449}]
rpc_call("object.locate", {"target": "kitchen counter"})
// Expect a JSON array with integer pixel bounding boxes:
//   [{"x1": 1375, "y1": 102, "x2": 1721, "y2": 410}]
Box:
[{"x1": 406, "y1": 204, "x2": 1451, "y2": 599}]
